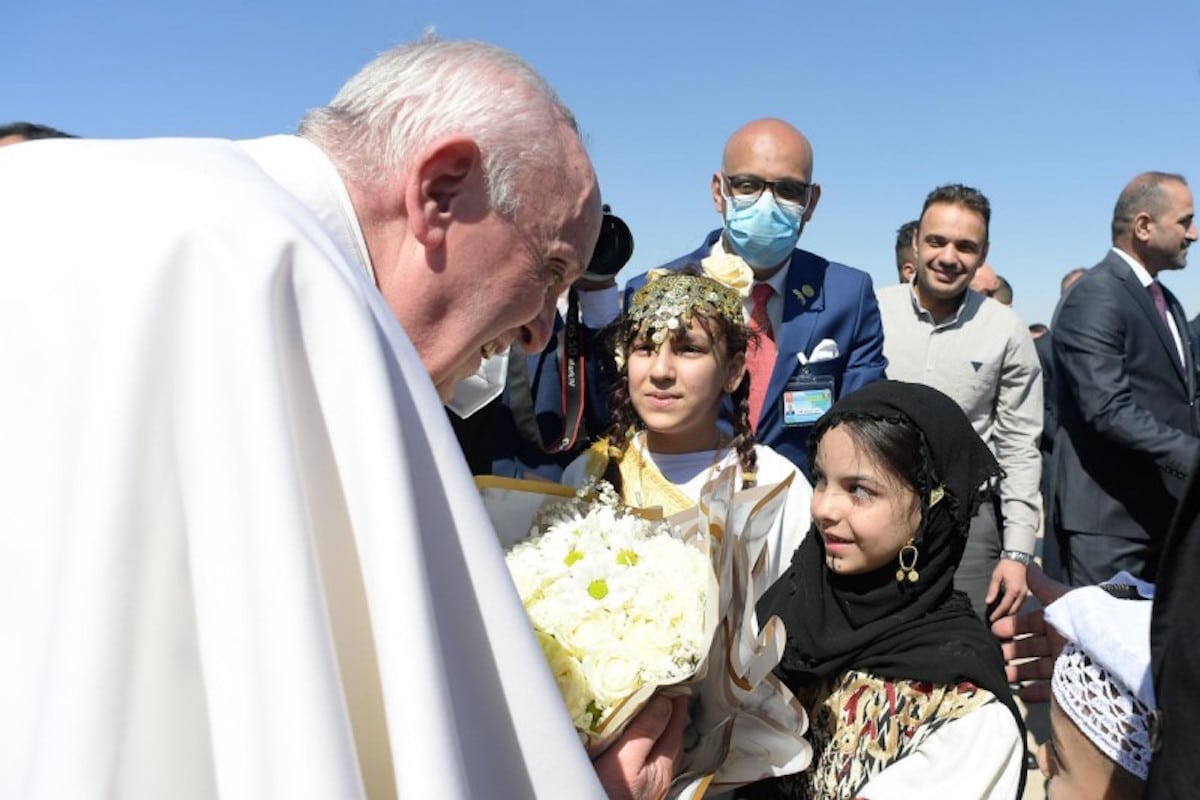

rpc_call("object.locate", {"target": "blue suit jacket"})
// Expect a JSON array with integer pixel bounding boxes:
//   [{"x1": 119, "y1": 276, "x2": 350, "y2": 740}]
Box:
[{"x1": 627, "y1": 230, "x2": 887, "y2": 477}]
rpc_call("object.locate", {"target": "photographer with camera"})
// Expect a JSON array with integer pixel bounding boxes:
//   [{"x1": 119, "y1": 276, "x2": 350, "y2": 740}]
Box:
[{"x1": 449, "y1": 205, "x2": 633, "y2": 479}]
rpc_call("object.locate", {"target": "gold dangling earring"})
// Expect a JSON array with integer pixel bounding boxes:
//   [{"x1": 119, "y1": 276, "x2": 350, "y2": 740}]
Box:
[{"x1": 895, "y1": 538, "x2": 920, "y2": 583}]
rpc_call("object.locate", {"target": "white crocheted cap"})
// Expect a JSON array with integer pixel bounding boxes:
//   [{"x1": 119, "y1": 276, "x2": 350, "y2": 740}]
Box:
[
  {"x1": 1043, "y1": 573, "x2": 1155, "y2": 708},
  {"x1": 1051, "y1": 643, "x2": 1154, "y2": 780},
  {"x1": 1045, "y1": 575, "x2": 1156, "y2": 780}
]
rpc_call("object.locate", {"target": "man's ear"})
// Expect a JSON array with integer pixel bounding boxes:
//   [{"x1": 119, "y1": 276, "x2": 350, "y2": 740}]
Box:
[
  {"x1": 711, "y1": 171, "x2": 726, "y2": 214},
  {"x1": 405, "y1": 136, "x2": 482, "y2": 250},
  {"x1": 1132, "y1": 210, "x2": 1155, "y2": 243},
  {"x1": 802, "y1": 183, "x2": 822, "y2": 223}
]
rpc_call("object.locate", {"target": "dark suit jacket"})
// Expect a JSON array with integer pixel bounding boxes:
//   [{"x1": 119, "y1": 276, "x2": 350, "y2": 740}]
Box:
[
  {"x1": 1148, "y1": 449, "x2": 1200, "y2": 798},
  {"x1": 1034, "y1": 332, "x2": 1058, "y2": 454},
  {"x1": 625, "y1": 230, "x2": 887, "y2": 478},
  {"x1": 1051, "y1": 250, "x2": 1200, "y2": 543}
]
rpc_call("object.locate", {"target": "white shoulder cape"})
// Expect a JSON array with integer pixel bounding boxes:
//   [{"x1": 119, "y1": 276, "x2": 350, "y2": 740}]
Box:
[{"x1": 0, "y1": 136, "x2": 603, "y2": 799}]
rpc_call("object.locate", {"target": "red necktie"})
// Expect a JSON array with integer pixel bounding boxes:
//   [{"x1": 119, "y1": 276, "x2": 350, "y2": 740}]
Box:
[{"x1": 747, "y1": 283, "x2": 777, "y2": 430}]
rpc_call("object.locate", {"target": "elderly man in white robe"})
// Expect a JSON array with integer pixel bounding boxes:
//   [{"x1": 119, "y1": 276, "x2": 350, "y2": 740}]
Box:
[{"x1": 0, "y1": 39, "x2": 685, "y2": 799}]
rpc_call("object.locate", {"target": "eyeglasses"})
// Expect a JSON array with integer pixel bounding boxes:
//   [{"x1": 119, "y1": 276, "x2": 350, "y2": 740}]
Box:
[{"x1": 722, "y1": 174, "x2": 811, "y2": 207}]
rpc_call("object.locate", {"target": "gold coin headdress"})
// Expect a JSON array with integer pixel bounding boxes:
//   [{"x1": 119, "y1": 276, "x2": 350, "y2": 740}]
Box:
[{"x1": 626, "y1": 272, "x2": 745, "y2": 347}]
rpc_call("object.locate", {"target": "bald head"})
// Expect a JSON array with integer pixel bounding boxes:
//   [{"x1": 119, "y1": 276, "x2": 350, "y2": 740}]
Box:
[
  {"x1": 721, "y1": 118, "x2": 814, "y2": 180},
  {"x1": 711, "y1": 118, "x2": 822, "y2": 269},
  {"x1": 970, "y1": 263, "x2": 1000, "y2": 295},
  {"x1": 1112, "y1": 172, "x2": 1186, "y2": 243}
]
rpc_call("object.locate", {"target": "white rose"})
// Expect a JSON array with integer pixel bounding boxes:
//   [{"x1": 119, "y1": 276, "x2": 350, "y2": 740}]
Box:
[
  {"x1": 700, "y1": 252, "x2": 754, "y2": 298},
  {"x1": 582, "y1": 647, "x2": 646, "y2": 706},
  {"x1": 536, "y1": 631, "x2": 592, "y2": 724},
  {"x1": 555, "y1": 610, "x2": 614, "y2": 656},
  {"x1": 621, "y1": 624, "x2": 688, "y2": 682}
]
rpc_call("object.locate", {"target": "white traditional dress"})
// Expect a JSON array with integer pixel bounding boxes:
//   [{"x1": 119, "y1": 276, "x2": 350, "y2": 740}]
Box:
[
  {"x1": 562, "y1": 433, "x2": 812, "y2": 584},
  {"x1": 0, "y1": 136, "x2": 604, "y2": 798}
]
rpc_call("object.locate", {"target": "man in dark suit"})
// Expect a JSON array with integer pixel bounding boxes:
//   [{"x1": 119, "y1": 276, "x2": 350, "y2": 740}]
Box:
[
  {"x1": 624, "y1": 118, "x2": 886, "y2": 478},
  {"x1": 1052, "y1": 171, "x2": 1200, "y2": 585}
]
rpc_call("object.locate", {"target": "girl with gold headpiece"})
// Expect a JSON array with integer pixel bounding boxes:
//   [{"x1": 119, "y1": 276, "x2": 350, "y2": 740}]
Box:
[{"x1": 562, "y1": 266, "x2": 812, "y2": 582}]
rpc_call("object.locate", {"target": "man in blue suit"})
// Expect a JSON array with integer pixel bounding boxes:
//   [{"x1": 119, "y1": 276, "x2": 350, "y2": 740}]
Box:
[{"x1": 625, "y1": 118, "x2": 886, "y2": 478}]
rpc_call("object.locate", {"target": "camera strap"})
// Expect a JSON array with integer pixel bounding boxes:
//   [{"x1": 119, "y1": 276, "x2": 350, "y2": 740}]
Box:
[{"x1": 507, "y1": 289, "x2": 588, "y2": 454}]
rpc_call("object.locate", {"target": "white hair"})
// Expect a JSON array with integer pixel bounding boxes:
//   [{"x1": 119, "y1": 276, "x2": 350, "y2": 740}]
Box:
[{"x1": 300, "y1": 37, "x2": 579, "y2": 216}]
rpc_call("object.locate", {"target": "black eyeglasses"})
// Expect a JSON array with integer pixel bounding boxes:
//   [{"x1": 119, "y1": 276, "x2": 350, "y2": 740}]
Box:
[{"x1": 723, "y1": 174, "x2": 811, "y2": 206}]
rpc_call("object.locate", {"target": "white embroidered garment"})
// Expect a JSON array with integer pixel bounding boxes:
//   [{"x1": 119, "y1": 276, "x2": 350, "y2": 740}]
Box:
[
  {"x1": 562, "y1": 440, "x2": 812, "y2": 584},
  {"x1": 0, "y1": 136, "x2": 604, "y2": 798}
]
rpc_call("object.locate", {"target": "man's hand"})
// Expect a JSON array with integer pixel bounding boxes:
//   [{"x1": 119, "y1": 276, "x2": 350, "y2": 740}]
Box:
[
  {"x1": 985, "y1": 558, "x2": 1028, "y2": 621},
  {"x1": 991, "y1": 563, "x2": 1070, "y2": 702},
  {"x1": 593, "y1": 694, "x2": 688, "y2": 800}
]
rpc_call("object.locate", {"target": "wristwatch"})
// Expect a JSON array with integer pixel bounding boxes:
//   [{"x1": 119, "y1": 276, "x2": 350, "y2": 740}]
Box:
[{"x1": 1000, "y1": 550, "x2": 1032, "y2": 565}]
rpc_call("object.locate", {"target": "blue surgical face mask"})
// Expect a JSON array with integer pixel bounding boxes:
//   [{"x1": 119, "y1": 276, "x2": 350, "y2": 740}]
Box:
[{"x1": 721, "y1": 188, "x2": 806, "y2": 269}]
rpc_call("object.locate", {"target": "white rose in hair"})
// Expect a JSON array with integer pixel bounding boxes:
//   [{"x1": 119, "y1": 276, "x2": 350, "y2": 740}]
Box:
[{"x1": 701, "y1": 252, "x2": 754, "y2": 297}]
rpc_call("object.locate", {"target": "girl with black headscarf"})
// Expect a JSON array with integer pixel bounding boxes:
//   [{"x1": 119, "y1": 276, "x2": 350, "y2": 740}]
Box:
[{"x1": 743, "y1": 381, "x2": 1026, "y2": 799}]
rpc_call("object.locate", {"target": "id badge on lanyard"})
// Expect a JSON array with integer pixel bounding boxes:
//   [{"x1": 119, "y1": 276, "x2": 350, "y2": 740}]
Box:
[{"x1": 781, "y1": 367, "x2": 834, "y2": 427}]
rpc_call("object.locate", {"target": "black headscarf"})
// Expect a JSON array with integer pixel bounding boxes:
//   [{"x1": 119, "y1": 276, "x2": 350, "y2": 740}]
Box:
[{"x1": 757, "y1": 381, "x2": 1022, "y2": 734}]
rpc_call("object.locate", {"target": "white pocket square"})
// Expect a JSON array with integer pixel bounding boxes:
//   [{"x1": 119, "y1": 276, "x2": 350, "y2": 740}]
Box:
[{"x1": 796, "y1": 338, "x2": 840, "y2": 366}]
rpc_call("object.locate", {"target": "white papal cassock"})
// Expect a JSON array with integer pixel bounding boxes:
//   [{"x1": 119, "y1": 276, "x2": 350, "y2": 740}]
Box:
[{"x1": 0, "y1": 136, "x2": 604, "y2": 798}]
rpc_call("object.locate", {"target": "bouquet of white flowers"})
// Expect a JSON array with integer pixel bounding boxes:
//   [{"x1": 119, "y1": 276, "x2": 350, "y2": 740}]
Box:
[
  {"x1": 479, "y1": 467, "x2": 811, "y2": 797},
  {"x1": 504, "y1": 479, "x2": 718, "y2": 748}
]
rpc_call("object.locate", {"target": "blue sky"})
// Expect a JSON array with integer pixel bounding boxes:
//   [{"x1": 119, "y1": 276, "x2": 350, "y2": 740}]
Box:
[{"x1": 7, "y1": 1, "x2": 1199, "y2": 326}]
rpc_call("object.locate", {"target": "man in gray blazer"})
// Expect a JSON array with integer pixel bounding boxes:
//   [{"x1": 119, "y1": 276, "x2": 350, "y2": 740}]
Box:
[{"x1": 1053, "y1": 171, "x2": 1200, "y2": 585}]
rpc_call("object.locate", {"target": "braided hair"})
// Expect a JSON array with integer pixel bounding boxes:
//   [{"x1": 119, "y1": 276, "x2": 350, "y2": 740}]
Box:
[{"x1": 603, "y1": 269, "x2": 758, "y2": 494}]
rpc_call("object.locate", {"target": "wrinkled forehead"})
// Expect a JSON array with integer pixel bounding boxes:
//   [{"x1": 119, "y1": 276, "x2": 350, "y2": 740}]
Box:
[{"x1": 521, "y1": 139, "x2": 602, "y2": 268}]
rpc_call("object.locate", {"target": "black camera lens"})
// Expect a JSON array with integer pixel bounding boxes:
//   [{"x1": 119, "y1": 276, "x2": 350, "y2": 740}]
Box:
[{"x1": 584, "y1": 204, "x2": 634, "y2": 278}]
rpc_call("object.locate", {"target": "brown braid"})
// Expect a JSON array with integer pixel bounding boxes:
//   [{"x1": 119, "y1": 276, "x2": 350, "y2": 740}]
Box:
[{"x1": 726, "y1": 371, "x2": 759, "y2": 488}]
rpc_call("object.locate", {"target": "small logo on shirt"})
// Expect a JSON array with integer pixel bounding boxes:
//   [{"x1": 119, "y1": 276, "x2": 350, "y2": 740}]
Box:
[{"x1": 970, "y1": 361, "x2": 983, "y2": 372}]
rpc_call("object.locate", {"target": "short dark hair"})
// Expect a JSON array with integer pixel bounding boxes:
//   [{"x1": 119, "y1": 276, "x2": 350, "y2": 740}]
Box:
[
  {"x1": 1111, "y1": 172, "x2": 1188, "y2": 243},
  {"x1": 0, "y1": 121, "x2": 76, "y2": 141},
  {"x1": 919, "y1": 184, "x2": 991, "y2": 240},
  {"x1": 895, "y1": 219, "x2": 919, "y2": 275},
  {"x1": 1029, "y1": 323, "x2": 1049, "y2": 336}
]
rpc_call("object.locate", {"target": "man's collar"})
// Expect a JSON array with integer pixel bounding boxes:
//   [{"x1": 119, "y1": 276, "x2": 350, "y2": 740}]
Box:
[
  {"x1": 236, "y1": 135, "x2": 375, "y2": 283},
  {"x1": 1111, "y1": 247, "x2": 1155, "y2": 288},
  {"x1": 907, "y1": 281, "x2": 972, "y2": 326}
]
